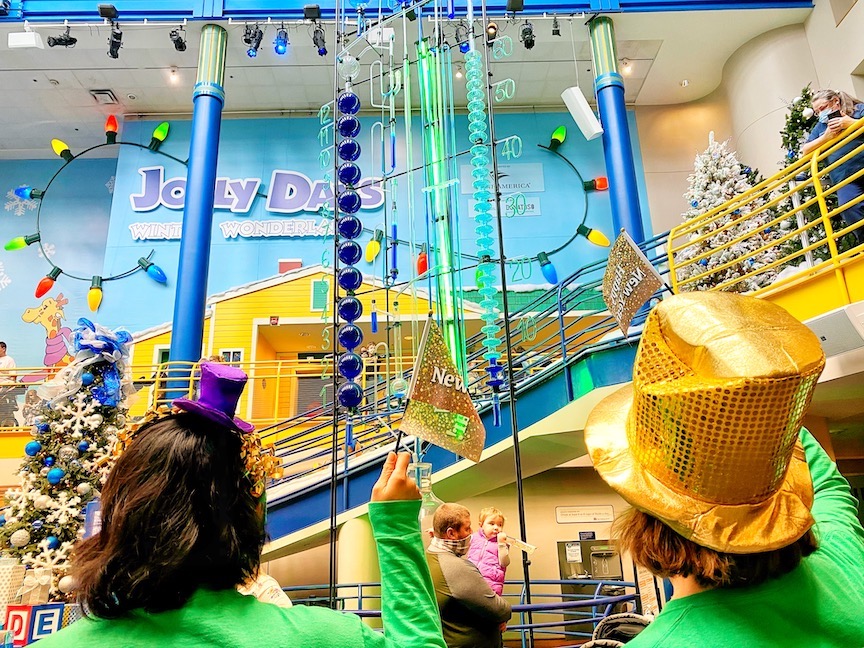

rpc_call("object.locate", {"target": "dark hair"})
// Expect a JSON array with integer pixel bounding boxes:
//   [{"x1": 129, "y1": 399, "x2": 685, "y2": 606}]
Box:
[
  {"x1": 614, "y1": 508, "x2": 817, "y2": 589},
  {"x1": 0, "y1": 342, "x2": 6, "y2": 350},
  {"x1": 72, "y1": 414, "x2": 265, "y2": 618}
]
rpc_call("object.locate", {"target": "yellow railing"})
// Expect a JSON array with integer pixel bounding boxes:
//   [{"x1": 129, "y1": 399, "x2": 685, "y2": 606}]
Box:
[
  {"x1": 668, "y1": 118, "x2": 864, "y2": 318},
  {"x1": 0, "y1": 355, "x2": 415, "y2": 441}
]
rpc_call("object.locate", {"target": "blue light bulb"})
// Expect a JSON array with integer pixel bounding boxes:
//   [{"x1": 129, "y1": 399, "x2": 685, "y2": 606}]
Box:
[
  {"x1": 537, "y1": 252, "x2": 558, "y2": 285},
  {"x1": 247, "y1": 47, "x2": 258, "y2": 58},
  {"x1": 147, "y1": 264, "x2": 167, "y2": 283},
  {"x1": 459, "y1": 41, "x2": 470, "y2": 54}
]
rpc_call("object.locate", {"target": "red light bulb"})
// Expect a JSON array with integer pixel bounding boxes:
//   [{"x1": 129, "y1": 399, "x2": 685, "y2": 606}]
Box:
[
  {"x1": 105, "y1": 115, "x2": 119, "y2": 143},
  {"x1": 35, "y1": 267, "x2": 62, "y2": 298}
]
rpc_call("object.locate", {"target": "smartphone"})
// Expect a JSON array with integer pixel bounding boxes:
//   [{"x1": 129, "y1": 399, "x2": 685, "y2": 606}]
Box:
[{"x1": 828, "y1": 110, "x2": 842, "y2": 120}]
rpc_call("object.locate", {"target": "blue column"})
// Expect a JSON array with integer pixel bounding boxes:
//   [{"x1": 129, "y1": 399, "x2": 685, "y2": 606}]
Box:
[
  {"x1": 168, "y1": 25, "x2": 228, "y2": 385},
  {"x1": 590, "y1": 16, "x2": 645, "y2": 244}
]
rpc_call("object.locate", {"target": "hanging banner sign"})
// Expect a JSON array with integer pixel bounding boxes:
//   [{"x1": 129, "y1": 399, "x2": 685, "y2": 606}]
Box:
[{"x1": 602, "y1": 230, "x2": 665, "y2": 336}]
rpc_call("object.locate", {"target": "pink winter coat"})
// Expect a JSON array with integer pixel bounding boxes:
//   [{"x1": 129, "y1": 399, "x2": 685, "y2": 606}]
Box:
[{"x1": 466, "y1": 529, "x2": 505, "y2": 595}]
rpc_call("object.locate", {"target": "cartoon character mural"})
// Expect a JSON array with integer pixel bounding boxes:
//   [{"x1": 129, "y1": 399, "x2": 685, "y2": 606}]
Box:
[{"x1": 21, "y1": 293, "x2": 74, "y2": 381}]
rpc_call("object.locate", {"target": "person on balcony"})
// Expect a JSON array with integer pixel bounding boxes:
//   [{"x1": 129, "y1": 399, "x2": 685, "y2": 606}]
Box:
[
  {"x1": 583, "y1": 292, "x2": 864, "y2": 647},
  {"x1": 37, "y1": 362, "x2": 447, "y2": 648},
  {"x1": 427, "y1": 503, "x2": 512, "y2": 648},
  {"x1": 802, "y1": 89, "x2": 864, "y2": 245}
]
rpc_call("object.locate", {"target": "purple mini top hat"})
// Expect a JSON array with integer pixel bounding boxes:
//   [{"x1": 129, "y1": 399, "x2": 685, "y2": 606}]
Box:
[{"x1": 173, "y1": 362, "x2": 255, "y2": 434}]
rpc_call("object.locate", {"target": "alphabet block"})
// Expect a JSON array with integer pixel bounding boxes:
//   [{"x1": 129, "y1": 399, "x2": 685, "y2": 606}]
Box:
[
  {"x1": 29, "y1": 603, "x2": 65, "y2": 641},
  {"x1": 4, "y1": 605, "x2": 32, "y2": 647}
]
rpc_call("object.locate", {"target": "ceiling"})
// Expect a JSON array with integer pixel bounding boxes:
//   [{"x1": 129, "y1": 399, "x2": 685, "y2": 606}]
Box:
[{"x1": 0, "y1": 6, "x2": 812, "y2": 159}]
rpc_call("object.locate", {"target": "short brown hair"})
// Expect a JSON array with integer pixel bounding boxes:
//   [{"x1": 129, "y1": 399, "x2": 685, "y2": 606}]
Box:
[
  {"x1": 72, "y1": 415, "x2": 265, "y2": 618},
  {"x1": 433, "y1": 503, "x2": 471, "y2": 537},
  {"x1": 614, "y1": 508, "x2": 817, "y2": 589},
  {"x1": 478, "y1": 507, "x2": 505, "y2": 526}
]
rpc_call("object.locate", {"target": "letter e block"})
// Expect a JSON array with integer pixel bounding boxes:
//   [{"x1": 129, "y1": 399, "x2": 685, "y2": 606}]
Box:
[{"x1": 29, "y1": 603, "x2": 65, "y2": 641}]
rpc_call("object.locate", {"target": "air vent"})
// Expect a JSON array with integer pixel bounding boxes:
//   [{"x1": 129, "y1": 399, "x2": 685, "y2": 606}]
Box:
[{"x1": 89, "y1": 89, "x2": 118, "y2": 105}]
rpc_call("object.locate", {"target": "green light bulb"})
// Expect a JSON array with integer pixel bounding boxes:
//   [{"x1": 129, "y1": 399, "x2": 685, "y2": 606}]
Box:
[
  {"x1": 549, "y1": 126, "x2": 566, "y2": 150},
  {"x1": 4, "y1": 233, "x2": 40, "y2": 251},
  {"x1": 149, "y1": 122, "x2": 170, "y2": 151}
]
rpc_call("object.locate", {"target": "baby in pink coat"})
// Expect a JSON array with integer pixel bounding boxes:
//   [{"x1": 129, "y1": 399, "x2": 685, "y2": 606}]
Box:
[{"x1": 466, "y1": 507, "x2": 510, "y2": 595}]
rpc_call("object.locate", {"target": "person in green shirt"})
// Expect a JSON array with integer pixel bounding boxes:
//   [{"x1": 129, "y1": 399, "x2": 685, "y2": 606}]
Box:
[
  {"x1": 583, "y1": 292, "x2": 864, "y2": 648},
  {"x1": 38, "y1": 362, "x2": 446, "y2": 648}
]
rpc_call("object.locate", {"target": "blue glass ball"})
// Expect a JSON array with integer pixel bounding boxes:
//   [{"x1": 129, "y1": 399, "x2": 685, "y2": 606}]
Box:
[
  {"x1": 338, "y1": 266, "x2": 363, "y2": 292},
  {"x1": 337, "y1": 324, "x2": 363, "y2": 350},
  {"x1": 338, "y1": 190, "x2": 362, "y2": 214},
  {"x1": 24, "y1": 441, "x2": 42, "y2": 457},
  {"x1": 337, "y1": 353, "x2": 364, "y2": 380},
  {"x1": 337, "y1": 215, "x2": 363, "y2": 240},
  {"x1": 46, "y1": 536, "x2": 60, "y2": 550},
  {"x1": 81, "y1": 372, "x2": 94, "y2": 386},
  {"x1": 77, "y1": 441, "x2": 90, "y2": 452},
  {"x1": 338, "y1": 162, "x2": 362, "y2": 186},
  {"x1": 690, "y1": 200, "x2": 698, "y2": 208},
  {"x1": 338, "y1": 240, "x2": 363, "y2": 266},
  {"x1": 337, "y1": 296, "x2": 363, "y2": 322},
  {"x1": 36, "y1": 423, "x2": 48, "y2": 433},
  {"x1": 46, "y1": 467, "x2": 65, "y2": 485},
  {"x1": 337, "y1": 138, "x2": 362, "y2": 162},
  {"x1": 337, "y1": 381, "x2": 364, "y2": 409},
  {"x1": 43, "y1": 456, "x2": 55, "y2": 467},
  {"x1": 337, "y1": 91, "x2": 361, "y2": 115},
  {"x1": 337, "y1": 115, "x2": 361, "y2": 138},
  {"x1": 32, "y1": 520, "x2": 43, "y2": 530},
  {"x1": 0, "y1": 515, "x2": 5, "y2": 527}
]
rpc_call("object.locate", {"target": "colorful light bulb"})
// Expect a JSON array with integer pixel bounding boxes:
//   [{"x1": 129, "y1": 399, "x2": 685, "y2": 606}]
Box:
[
  {"x1": 576, "y1": 224, "x2": 611, "y2": 247},
  {"x1": 35, "y1": 267, "x2": 62, "y2": 298},
  {"x1": 537, "y1": 251, "x2": 558, "y2": 285},
  {"x1": 51, "y1": 139, "x2": 73, "y2": 162},
  {"x1": 416, "y1": 244, "x2": 428, "y2": 276},
  {"x1": 149, "y1": 122, "x2": 170, "y2": 151},
  {"x1": 105, "y1": 115, "x2": 119, "y2": 143},
  {"x1": 549, "y1": 126, "x2": 566, "y2": 150},
  {"x1": 365, "y1": 229, "x2": 383, "y2": 263},
  {"x1": 583, "y1": 176, "x2": 609, "y2": 192},
  {"x1": 137, "y1": 257, "x2": 168, "y2": 284},
  {"x1": 87, "y1": 276, "x2": 103, "y2": 312},
  {"x1": 14, "y1": 186, "x2": 43, "y2": 200},
  {"x1": 4, "y1": 233, "x2": 40, "y2": 251}
]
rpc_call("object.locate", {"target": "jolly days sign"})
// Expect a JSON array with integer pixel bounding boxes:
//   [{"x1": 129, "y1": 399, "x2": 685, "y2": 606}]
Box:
[{"x1": 126, "y1": 166, "x2": 385, "y2": 241}]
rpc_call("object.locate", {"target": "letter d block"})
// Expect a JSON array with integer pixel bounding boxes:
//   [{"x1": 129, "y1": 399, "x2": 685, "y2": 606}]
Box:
[
  {"x1": 29, "y1": 603, "x2": 65, "y2": 641},
  {"x1": 5, "y1": 605, "x2": 32, "y2": 647}
]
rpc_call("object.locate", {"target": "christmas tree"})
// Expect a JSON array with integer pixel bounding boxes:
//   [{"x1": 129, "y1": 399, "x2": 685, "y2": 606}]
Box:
[
  {"x1": 674, "y1": 133, "x2": 787, "y2": 292},
  {"x1": 776, "y1": 85, "x2": 854, "y2": 263},
  {"x1": 0, "y1": 319, "x2": 133, "y2": 598}
]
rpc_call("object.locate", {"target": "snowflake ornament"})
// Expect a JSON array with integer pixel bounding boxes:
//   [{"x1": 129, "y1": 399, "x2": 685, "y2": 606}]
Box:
[{"x1": 58, "y1": 392, "x2": 99, "y2": 435}]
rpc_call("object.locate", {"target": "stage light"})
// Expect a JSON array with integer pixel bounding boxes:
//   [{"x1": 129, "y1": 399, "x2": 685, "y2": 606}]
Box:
[
  {"x1": 47, "y1": 27, "x2": 77, "y2": 48},
  {"x1": 170, "y1": 27, "x2": 186, "y2": 52},
  {"x1": 243, "y1": 24, "x2": 263, "y2": 58},
  {"x1": 312, "y1": 26, "x2": 326, "y2": 56},
  {"x1": 274, "y1": 27, "x2": 288, "y2": 55},
  {"x1": 107, "y1": 22, "x2": 122, "y2": 59},
  {"x1": 552, "y1": 16, "x2": 560, "y2": 37},
  {"x1": 520, "y1": 21, "x2": 534, "y2": 50},
  {"x1": 485, "y1": 21, "x2": 498, "y2": 43},
  {"x1": 456, "y1": 21, "x2": 470, "y2": 53}
]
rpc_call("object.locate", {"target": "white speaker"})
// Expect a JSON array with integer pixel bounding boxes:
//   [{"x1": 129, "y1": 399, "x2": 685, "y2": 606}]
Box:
[
  {"x1": 8, "y1": 31, "x2": 44, "y2": 49},
  {"x1": 561, "y1": 86, "x2": 603, "y2": 141}
]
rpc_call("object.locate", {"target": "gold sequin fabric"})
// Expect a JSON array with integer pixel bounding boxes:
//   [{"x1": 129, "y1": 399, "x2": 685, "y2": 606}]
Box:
[{"x1": 584, "y1": 292, "x2": 825, "y2": 553}]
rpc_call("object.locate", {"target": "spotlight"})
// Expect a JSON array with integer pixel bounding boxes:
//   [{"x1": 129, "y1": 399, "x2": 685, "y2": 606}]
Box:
[
  {"x1": 107, "y1": 22, "x2": 122, "y2": 59},
  {"x1": 455, "y1": 21, "x2": 470, "y2": 54},
  {"x1": 485, "y1": 21, "x2": 498, "y2": 43},
  {"x1": 520, "y1": 21, "x2": 534, "y2": 50},
  {"x1": 274, "y1": 27, "x2": 288, "y2": 55},
  {"x1": 97, "y1": 4, "x2": 118, "y2": 19},
  {"x1": 47, "y1": 26, "x2": 77, "y2": 48},
  {"x1": 170, "y1": 27, "x2": 186, "y2": 52},
  {"x1": 313, "y1": 25, "x2": 326, "y2": 56},
  {"x1": 304, "y1": 4, "x2": 322, "y2": 20},
  {"x1": 552, "y1": 16, "x2": 560, "y2": 37},
  {"x1": 169, "y1": 66, "x2": 179, "y2": 84},
  {"x1": 243, "y1": 24, "x2": 263, "y2": 58}
]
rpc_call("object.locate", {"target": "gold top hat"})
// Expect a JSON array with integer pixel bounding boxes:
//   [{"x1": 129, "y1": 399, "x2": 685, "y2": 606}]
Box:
[{"x1": 584, "y1": 292, "x2": 825, "y2": 553}]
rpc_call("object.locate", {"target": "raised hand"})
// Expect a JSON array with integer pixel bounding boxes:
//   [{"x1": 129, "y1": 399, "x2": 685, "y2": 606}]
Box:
[{"x1": 371, "y1": 452, "x2": 421, "y2": 502}]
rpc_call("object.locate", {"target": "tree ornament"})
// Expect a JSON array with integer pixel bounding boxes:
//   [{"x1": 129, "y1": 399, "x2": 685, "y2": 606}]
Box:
[
  {"x1": 77, "y1": 441, "x2": 90, "y2": 453},
  {"x1": 24, "y1": 441, "x2": 42, "y2": 457},
  {"x1": 58, "y1": 445, "x2": 78, "y2": 461},
  {"x1": 75, "y1": 483, "x2": 91, "y2": 496},
  {"x1": 34, "y1": 495, "x2": 52, "y2": 509},
  {"x1": 10, "y1": 529, "x2": 30, "y2": 547},
  {"x1": 81, "y1": 372, "x2": 94, "y2": 386},
  {"x1": 31, "y1": 519, "x2": 43, "y2": 530},
  {"x1": 46, "y1": 467, "x2": 65, "y2": 485},
  {"x1": 58, "y1": 575, "x2": 77, "y2": 594}
]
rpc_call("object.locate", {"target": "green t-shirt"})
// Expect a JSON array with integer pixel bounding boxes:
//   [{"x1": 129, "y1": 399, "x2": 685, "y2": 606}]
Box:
[
  {"x1": 37, "y1": 500, "x2": 446, "y2": 648},
  {"x1": 628, "y1": 430, "x2": 864, "y2": 648}
]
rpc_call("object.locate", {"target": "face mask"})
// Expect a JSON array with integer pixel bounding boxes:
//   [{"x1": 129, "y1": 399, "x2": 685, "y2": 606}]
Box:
[
  {"x1": 431, "y1": 534, "x2": 473, "y2": 557},
  {"x1": 818, "y1": 109, "x2": 832, "y2": 124}
]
